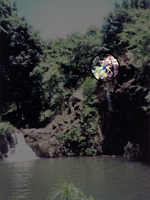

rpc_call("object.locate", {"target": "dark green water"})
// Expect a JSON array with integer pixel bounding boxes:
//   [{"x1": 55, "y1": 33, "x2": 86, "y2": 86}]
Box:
[{"x1": 0, "y1": 157, "x2": 150, "y2": 200}]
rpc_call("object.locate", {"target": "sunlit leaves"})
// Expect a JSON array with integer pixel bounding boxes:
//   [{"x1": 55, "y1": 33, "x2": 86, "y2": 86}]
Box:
[{"x1": 141, "y1": 91, "x2": 150, "y2": 114}]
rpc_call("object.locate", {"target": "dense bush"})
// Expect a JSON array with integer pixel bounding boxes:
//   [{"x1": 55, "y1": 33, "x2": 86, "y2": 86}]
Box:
[{"x1": 123, "y1": 141, "x2": 142, "y2": 159}]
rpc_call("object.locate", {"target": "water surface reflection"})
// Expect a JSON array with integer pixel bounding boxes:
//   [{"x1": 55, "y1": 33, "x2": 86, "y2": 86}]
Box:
[{"x1": 0, "y1": 157, "x2": 150, "y2": 200}]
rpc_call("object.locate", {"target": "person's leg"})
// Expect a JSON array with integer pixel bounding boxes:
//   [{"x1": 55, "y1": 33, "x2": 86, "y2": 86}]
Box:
[{"x1": 112, "y1": 65, "x2": 114, "y2": 78}]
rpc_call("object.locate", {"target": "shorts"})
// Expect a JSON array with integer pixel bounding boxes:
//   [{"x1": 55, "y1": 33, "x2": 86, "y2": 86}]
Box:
[{"x1": 103, "y1": 66, "x2": 107, "y2": 70}]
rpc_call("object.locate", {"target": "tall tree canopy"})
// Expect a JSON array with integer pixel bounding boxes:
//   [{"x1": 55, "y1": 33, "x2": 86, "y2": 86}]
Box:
[{"x1": 0, "y1": 0, "x2": 45, "y2": 125}]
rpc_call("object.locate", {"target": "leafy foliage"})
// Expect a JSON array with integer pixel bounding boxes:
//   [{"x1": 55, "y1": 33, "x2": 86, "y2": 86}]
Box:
[
  {"x1": 0, "y1": 0, "x2": 45, "y2": 126},
  {"x1": 7, "y1": 194, "x2": 25, "y2": 200},
  {"x1": 0, "y1": 122, "x2": 16, "y2": 137},
  {"x1": 118, "y1": 8, "x2": 150, "y2": 112},
  {"x1": 38, "y1": 27, "x2": 102, "y2": 125},
  {"x1": 82, "y1": 77, "x2": 96, "y2": 99},
  {"x1": 0, "y1": 122, "x2": 16, "y2": 152},
  {"x1": 123, "y1": 141, "x2": 142, "y2": 159},
  {"x1": 50, "y1": 29, "x2": 102, "y2": 88},
  {"x1": 141, "y1": 91, "x2": 150, "y2": 114},
  {"x1": 48, "y1": 179, "x2": 94, "y2": 200},
  {"x1": 101, "y1": 4, "x2": 132, "y2": 54},
  {"x1": 7, "y1": 194, "x2": 19, "y2": 200},
  {"x1": 118, "y1": 8, "x2": 150, "y2": 65},
  {"x1": 57, "y1": 77, "x2": 102, "y2": 156}
]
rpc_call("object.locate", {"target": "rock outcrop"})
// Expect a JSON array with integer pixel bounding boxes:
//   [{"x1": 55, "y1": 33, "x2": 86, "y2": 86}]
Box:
[
  {"x1": 4, "y1": 59, "x2": 146, "y2": 159},
  {"x1": 0, "y1": 132, "x2": 17, "y2": 161},
  {"x1": 96, "y1": 59, "x2": 149, "y2": 156},
  {"x1": 23, "y1": 128, "x2": 62, "y2": 158},
  {"x1": 0, "y1": 134, "x2": 8, "y2": 155},
  {"x1": 22, "y1": 88, "x2": 91, "y2": 157}
]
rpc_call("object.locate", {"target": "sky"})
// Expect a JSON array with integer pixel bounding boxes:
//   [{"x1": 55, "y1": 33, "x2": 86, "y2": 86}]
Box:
[{"x1": 11, "y1": 0, "x2": 123, "y2": 40}]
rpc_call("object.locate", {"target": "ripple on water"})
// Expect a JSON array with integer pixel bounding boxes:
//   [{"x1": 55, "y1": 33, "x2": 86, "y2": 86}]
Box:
[{"x1": 0, "y1": 157, "x2": 150, "y2": 200}]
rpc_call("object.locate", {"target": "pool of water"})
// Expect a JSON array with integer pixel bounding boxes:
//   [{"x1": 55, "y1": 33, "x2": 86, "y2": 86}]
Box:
[{"x1": 0, "y1": 156, "x2": 150, "y2": 200}]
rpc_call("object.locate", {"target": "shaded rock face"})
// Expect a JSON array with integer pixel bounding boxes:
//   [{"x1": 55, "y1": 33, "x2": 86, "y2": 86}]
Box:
[
  {"x1": 0, "y1": 134, "x2": 8, "y2": 155},
  {"x1": 0, "y1": 133, "x2": 17, "y2": 160},
  {"x1": 97, "y1": 61, "x2": 149, "y2": 156}
]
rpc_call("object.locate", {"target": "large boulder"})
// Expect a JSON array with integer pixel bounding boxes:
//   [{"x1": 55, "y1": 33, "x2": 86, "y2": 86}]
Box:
[
  {"x1": 23, "y1": 128, "x2": 63, "y2": 158},
  {"x1": 31, "y1": 138, "x2": 62, "y2": 158}
]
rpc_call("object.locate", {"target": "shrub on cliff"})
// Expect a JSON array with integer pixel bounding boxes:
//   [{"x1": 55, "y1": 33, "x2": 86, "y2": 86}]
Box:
[
  {"x1": 123, "y1": 141, "x2": 142, "y2": 159},
  {"x1": 82, "y1": 77, "x2": 96, "y2": 98},
  {"x1": 0, "y1": 122, "x2": 16, "y2": 138},
  {"x1": 0, "y1": 122, "x2": 16, "y2": 155},
  {"x1": 57, "y1": 77, "x2": 102, "y2": 156}
]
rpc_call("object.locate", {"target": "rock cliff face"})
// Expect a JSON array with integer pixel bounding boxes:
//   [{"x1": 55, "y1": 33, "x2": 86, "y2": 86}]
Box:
[
  {"x1": 0, "y1": 134, "x2": 8, "y2": 155},
  {"x1": 23, "y1": 128, "x2": 62, "y2": 158},
  {"x1": 22, "y1": 61, "x2": 149, "y2": 158},
  {"x1": 2, "y1": 60, "x2": 148, "y2": 159},
  {"x1": 96, "y1": 61, "x2": 149, "y2": 156},
  {"x1": 22, "y1": 88, "x2": 103, "y2": 157}
]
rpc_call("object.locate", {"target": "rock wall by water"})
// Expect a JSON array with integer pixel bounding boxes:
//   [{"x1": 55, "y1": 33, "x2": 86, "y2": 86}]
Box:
[
  {"x1": 0, "y1": 132, "x2": 17, "y2": 161},
  {"x1": 96, "y1": 61, "x2": 149, "y2": 156},
  {"x1": 1, "y1": 60, "x2": 148, "y2": 160},
  {"x1": 20, "y1": 61, "x2": 149, "y2": 158},
  {"x1": 22, "y1": 88, "x2": 103, "y2": 157}
]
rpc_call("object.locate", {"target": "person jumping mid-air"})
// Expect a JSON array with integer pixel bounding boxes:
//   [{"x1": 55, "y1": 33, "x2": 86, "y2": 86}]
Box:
[{"x1": 98, "y1": 58, "x2": 113, "y2": 79}]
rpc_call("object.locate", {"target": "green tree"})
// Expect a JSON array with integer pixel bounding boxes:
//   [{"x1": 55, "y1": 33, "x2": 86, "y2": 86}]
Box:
[
  {"x1": 54, "y1": 28, "x2": 102, "y2": 88},
  {"x1": 0, "y1": 0, "x2": 44, "y2": 126},
  {"x1": 40, "y1": 27, "x2": 102, "y2": 120},
  {"x1": 57, "y1": 77, "x2": 102, "y2": 156},
  {"x1": 122, "y1": 0, "x2": 129, "y2": 9},
  {"x1": 118, "y1": 8, "x2": 150, "y2": 112},
  {"x1": 101, "y1": 5, "x2": 132, "y2": 55}
]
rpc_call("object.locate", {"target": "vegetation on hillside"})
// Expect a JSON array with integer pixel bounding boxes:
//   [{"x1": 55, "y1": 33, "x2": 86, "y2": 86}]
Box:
[{"x1": 0, "y1": 0, "x2": 150, "y2": 158}]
